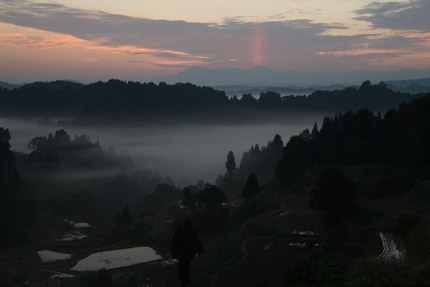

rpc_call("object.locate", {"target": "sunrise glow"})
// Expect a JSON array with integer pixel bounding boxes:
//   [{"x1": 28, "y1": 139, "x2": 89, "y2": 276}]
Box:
[{"x1": 0, "y1": 0, "x2": 429, "y2": 83}]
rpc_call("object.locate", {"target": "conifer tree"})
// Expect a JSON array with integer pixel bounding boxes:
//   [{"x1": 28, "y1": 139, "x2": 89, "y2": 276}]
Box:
[
  {"x1": 225, "y1": 151, "x2": 236, "y2": 176},
  {"x1": 243, "y1": 173, "x2": 260, "y2": 202},
  {"x1": 311, "y1": 122, "x2": 319, "y2": 139}
]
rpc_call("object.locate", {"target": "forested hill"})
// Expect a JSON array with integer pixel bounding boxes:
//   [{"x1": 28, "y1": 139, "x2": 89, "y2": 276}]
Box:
[
  {"x1": 275, "y1": 93, "x2": 430, "y2": 193},
  {"x1": 0, "y1": 79, "x2": 424, "y2": 124}
]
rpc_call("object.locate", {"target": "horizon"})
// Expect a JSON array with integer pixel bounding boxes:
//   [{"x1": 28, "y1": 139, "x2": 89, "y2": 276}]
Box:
[
  {"x1": 2, "y1": 66, "x2": 430, "y2": 87},
  {"x1": 1, "y1": 0, "x2": 430, "y2": 83}
]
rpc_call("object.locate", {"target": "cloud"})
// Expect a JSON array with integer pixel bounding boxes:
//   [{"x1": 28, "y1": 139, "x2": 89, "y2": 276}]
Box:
[
  {"x1": 317, "y1": 49, "x2": 404, "y2": 56},
  {"x1": 0, "y1": 0, "x2": 359, "y2": 69},
  {"x1": 0, "y1": 31, "x2": 84, "y2": 49},
  {"x1": 0, "y1": 0, "x2": 215, "y2": 64},
  {"x1": 356, "y1": 0, "x2": 430, "y2": 31},
  {"x1": 0, "y1": 0, "x2": 429, "y2": 73}
]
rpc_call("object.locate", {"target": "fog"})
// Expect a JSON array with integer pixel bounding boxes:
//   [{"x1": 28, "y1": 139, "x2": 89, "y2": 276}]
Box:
[{"x1": 1, "y1": 116, "x2": 323, "y2": 184}]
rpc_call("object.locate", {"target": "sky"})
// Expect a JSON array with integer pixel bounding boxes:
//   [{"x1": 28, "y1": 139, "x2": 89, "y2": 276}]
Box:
[{"x1": 0, "y1": 0, "x2": 430, "y2": 83}]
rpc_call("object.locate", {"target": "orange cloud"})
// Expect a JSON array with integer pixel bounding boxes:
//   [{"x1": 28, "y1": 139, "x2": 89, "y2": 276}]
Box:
[
  {"x1": 0, "y1": 33, "x2": 85, "y2": 49},
  {"x1": 133, "y1": 58, "x2": 210, "y2": 67},
  {"x1": 85, "y1": 44, "x2": 212, "y2": 60},
  {"x1": 402, "y1": 32, "x2": 430, "y2": 39},
  {"x1": 0, "y1": 22, "x2": 213, "y2": 67},
  {"x1": 317, "y1": 49, "x2": 402, "y2": 56},
  {"x1": 0, "y1": 23, "x2": 86, "y2": 49}
]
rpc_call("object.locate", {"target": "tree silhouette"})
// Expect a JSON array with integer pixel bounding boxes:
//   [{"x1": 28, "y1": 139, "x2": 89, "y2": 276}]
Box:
[
  {"x1": 236, "y1": 135, "x2": 284, "y2": 178},
  {"x1": 142, "y1": 183, "x2": 182, "y2": 211},
  {"x1": 300, "y1": 129, "x2": 311, "y2": 142},
  {"x1": 311, "y1": 122, "x2": 319, "y2": 139},
  {"x1": 0, "y1": 127, "x2": 20, "y2": 188},
  {"x1": 196, "y1": 184, "x2": 226, "y2": 211},
  {"x1": 243, "y1": 173, "x2": 260, "y2": 202},
  {"x1": 270, "y1": 134, "x2": 284, "y2": 155},
  {"x1": 275, "y1": 135, "x2": 312, "y2": 187},
  {"x1": 225, "y1": 151, "x2": 236, "y2": 176}
]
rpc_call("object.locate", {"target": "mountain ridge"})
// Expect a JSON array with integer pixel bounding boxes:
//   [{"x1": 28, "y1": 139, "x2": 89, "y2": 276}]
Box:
[{"x1": 156, "y1": 66, "x2": 430, "y2": 86}]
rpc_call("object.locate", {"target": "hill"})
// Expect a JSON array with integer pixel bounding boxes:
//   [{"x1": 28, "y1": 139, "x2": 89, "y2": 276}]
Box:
[
  {"x1": 0, "y1": 81, "x2": 23, "y2": 90},
  {"x1": 0, "y1": 79, "x2": 423, "y2": 125}
]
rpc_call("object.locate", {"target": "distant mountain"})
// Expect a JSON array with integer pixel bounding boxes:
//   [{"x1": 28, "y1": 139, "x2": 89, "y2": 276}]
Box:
[
  {"x1": 386, "y1": 78, "x2": 430, "y2": 88},
  {"x1": 384, "y1": 78, "x2": 430, "y2": 94},
  {"x1": 156, "y1": 66, "x2": 430, "y2": 86},
  {"x1": 0, "y1": 81, "x2": 23, "y2": 90}
]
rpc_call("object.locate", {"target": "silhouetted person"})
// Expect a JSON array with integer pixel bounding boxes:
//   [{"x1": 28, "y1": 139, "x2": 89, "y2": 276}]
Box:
[{"x1": 171, "y1": 219, "x2": 203, "y2": 286}]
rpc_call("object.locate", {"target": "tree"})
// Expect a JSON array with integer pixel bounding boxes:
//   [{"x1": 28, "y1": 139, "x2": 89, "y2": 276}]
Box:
[
  {"x1": 271, "y1": 134, "x2": 284, "y2": 156},
  {"x1": 0, "y1": 127, "x2": 20, "y2": 188},
  {"x1": 311, "y1": 122, "x2": 319, "y2": 139},
  {"x1": 243, "y1": 173, "x2": 260, "y2": 202},
  {"x1": 28, "y1": 136, "x2": 45, "y2": 151},
  {"x1": 225, "y1": 151, "x2": 236, "y2": 176},
  {"x1": 196, "y1": 184, "x2": 226, "y2": 211},
  {"x1": 309, "y1": 168, "x2": 357, "y2": 225},
  {"x1": 300, "y1": 129, "x2": 311, "y2": 142},
  {"x1": 142, "y1": 183, "x2": 182, "y2": 211},
  {"x1": 359, "y1": 80, "x2": 372, "y2": 93},
  {"x1": 54, "y1": 129, "x2": 71, "y2": 146},
  {"x1": 275, "y1": 135, "x2": 313, "y2": 187}
]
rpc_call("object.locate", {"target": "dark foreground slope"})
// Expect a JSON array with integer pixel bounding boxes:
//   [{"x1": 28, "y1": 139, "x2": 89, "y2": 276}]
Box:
[
  {"x1": 214, "y1": 93, "x2": 430, "y2": 286},
  {"x1": 1, "y1": 93, "x2": 430, "y2": 287}
]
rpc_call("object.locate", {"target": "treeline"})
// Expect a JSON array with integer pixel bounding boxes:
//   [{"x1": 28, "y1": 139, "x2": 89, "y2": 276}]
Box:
[
  {"x1": 219, "y1": 92, "x2": 430, "y2": 198},
  {"x1": 238, "y1": 134, "x2": 284, "y2": 176},
  {"x1": 275, "y1": 93, "x2": 430, "y2": 195},
  {"x1": 0, "y1": 80, "x2": 422, "y2": 124},
  {"x1": 0, "y1": 127, "x2": 170, "y2": 246},
  {"x1": 27, "y1": 129, "x2": 131, "y2": 169}
]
